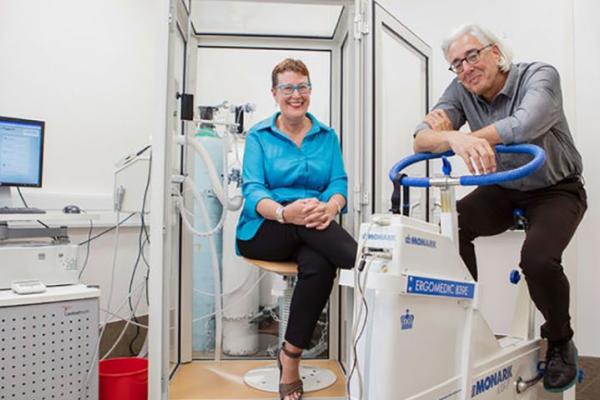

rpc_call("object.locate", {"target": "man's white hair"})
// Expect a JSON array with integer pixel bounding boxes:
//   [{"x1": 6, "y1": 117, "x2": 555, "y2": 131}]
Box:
[{"x1": 441, "y1": 24, "x2": 513, "y2": 73}]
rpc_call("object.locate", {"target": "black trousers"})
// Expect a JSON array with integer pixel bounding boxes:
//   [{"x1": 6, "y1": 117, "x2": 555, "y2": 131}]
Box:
[
  {"x1": 457, "y1": 177, "x2": 587, "y2": 342},
  {"x1": 237, "y1": 220, "x2": 357, "y2": 349}
]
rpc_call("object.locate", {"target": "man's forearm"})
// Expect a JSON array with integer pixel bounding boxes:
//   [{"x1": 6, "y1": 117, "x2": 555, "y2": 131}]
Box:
[
  {"x1": 414, "y1": 124, "x2": 502, "y2": 153},
  {"x1": 413, "y1": 129, "x2": 454, "y2": 153},
  {"x1": 471, "y1": 124, "x2": 502, "y2": 145}
]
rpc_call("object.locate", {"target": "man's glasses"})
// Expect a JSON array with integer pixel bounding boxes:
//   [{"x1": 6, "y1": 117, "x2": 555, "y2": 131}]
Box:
[
  {"x1": 448, "y1": 44, "x2": 494, "y2": 74},
  {"x1": 276, "y1": 82, "x2": 312, "y2": 96}
]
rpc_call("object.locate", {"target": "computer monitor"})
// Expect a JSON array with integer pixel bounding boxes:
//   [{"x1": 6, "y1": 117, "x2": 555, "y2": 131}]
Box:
[{"x1": 0, "y1": 116, "x2": 45, "y2": 207}]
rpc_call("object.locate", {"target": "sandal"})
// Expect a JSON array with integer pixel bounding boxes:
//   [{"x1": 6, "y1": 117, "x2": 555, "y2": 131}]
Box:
[{"x1": 277, "y1": 343, "x2": 304, "y2": 400}]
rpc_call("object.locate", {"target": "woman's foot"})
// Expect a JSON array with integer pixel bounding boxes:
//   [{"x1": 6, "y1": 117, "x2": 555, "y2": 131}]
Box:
[{"x1": 278, "y1": 342, "x2": 303, "y2": 400}]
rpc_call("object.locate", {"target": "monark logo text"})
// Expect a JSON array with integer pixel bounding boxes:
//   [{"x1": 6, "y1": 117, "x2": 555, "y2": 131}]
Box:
[
  {"x1": 404, "y1": 235, "x2": 437, "y2": 248},
  {"x1": 361, "y1": 233, "x2": 395, "y2": 241},
  {"x1": 471, "y1": 366, "x2": 513, "y2": 397}
]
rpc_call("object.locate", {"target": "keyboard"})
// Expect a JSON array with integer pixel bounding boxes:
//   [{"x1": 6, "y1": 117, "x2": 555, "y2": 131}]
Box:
[{"x1": 0, "y1": 207, "x2": 46, "y2": 214}]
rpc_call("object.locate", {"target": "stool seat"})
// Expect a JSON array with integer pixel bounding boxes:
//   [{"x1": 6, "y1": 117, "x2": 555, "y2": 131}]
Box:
[
  {"x1": 244, "y1": 258, "x2": 298, "y2": 276},
  {"x1": 242, "y1": 257, "x2": 337, "y2": 393}
]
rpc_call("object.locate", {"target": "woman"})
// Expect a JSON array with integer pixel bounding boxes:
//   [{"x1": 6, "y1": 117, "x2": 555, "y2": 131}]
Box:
[{"x1": 236, "y1": 58, "x2": 357, "y2": 400}]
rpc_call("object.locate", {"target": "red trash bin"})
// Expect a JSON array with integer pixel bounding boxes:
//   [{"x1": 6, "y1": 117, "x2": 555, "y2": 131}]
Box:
[{"x1": 99, "y1": 357, "x2": 148, "y2": 400}]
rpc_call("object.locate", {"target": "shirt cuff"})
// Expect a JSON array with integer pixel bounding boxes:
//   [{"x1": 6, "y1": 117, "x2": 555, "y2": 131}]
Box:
[
  {"x1": 244, "y1": 194, "x2": 271, "y2": 219},
  {"x1": 494, "y1": 118, "x2": 515, "y2": 144},
  {"x1": 414, "y1": 122, "x2": 432, "y2": 137}
]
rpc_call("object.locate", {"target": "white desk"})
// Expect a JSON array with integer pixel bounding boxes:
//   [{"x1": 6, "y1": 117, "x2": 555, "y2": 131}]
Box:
[
  {"x1": 0, "y1": 283, "x2": 100, "y2": 307},
  {"x1": 0, "y1": 211, "x2": 99, "y2": 223}
]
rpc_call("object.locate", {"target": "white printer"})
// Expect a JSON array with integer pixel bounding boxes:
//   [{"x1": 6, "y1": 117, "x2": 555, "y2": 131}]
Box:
[{"x1": 0, "y1": 242, "x2": 80, "y2": 290}]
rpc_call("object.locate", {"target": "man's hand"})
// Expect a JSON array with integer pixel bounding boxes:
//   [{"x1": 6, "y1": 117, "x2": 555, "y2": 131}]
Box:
[
  {"x1": 447, "y1": 133, "x2": 496, "y2": 174},
  {"x1": 424, "y1": 109, "x2": 453, "y2": 131},
  {"x1": 303, "y1": 200, "x2": 337, "y2": 230}
]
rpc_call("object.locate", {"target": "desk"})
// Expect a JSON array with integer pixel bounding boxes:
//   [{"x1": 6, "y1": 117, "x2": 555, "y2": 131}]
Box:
[{"x1": 0, "y1": 211, "x2": 99, "y2": 223}]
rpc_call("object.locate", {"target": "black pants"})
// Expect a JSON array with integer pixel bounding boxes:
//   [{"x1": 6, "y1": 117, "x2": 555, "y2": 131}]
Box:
[
  {"x1": 237, "y1": 220, "x2": 357, "y2": 349},
  {"x1": 457, "y1": 178, "x2": 587, "y2": 342}
]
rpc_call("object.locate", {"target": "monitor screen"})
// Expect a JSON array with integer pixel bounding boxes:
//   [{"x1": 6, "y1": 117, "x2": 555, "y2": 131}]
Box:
[{"x1": 0, "y1": 116, "x2": 44, "y2": 187}]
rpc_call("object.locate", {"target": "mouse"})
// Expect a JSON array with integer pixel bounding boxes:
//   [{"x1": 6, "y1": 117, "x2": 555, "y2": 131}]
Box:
[{"x1": 63, "y1": 205, "x2": 82, "y2": 214}]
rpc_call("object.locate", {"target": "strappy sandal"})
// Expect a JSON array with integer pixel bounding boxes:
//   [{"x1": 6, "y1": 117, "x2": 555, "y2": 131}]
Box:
[{"x1": 277, "y1": 343, "x2": 304, "y2": 400}]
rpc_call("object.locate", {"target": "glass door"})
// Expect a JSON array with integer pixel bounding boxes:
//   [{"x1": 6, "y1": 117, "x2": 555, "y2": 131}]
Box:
[{"x1": 372, "y1": 2, "x2": 432, "y2": 220}]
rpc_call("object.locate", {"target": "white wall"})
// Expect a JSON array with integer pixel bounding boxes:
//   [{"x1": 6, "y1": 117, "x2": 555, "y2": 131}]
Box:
[
  {"x1": 377, "y1": 0, "x2": 576, "y2": 127},
  {"x1": 378, "y1": 0, "x2": 599, "y2": 356},
  {"x1": 196, "y1": 47, "x2": 331, "y2": 125},
  {"x1": 0, "y1": 0, "x2": 169, "y2": 320},
  {"x1": 574, "y1": 0, "x2": 600, "y2": 356}
]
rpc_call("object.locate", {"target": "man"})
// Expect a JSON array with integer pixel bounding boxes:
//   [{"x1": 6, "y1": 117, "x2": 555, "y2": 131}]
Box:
[{"x1": 414, "y1": 24, "x2": 587, "y2": 392}]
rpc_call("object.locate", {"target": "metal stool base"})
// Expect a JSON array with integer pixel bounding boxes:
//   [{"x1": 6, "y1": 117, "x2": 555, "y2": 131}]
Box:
[{"x1": 244, "y1": 365, "x2": 337, "y2": 393}]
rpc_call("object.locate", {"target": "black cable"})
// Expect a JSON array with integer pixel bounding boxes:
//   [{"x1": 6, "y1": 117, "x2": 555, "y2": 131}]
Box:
[
  {"x1": 128, "y1": 152, "x2": 151, "y2": 304},
  {"x1": 347, "y1": 257, "x2": 371, "y2": 400},
  {"x1": 78, "y1": 216, "x2": 94, "y2": 279},
  {"x1": 128, "y1": 151, "x2": 152, "y2": 354},
  {"x1": 128, "y1": 235, "x2": 149, "y2": 355},
  {"x1": 136, "y1": 144, "x2": 151, "y2": 157},
  {"x1": 77, "y1": 213, "x2": 136, "y2": 246},
  {"x1": 16, "y1": 187, "x2": 51, "y2": 229}
]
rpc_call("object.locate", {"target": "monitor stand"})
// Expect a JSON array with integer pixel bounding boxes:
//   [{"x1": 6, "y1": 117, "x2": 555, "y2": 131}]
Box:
[{"x1": 0, "y1": 187, "x2": 13, "y2": 208}]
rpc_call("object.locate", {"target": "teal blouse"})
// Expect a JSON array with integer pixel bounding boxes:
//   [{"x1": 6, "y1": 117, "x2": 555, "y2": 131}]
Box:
[{"x1": 236, "y1": 112, "x2": 348, "y2": 241}]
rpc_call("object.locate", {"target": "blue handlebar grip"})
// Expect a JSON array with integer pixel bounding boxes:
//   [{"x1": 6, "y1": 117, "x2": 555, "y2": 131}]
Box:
[{"x1": 388, "y1": 144, "x2": 546, "y2": 187}]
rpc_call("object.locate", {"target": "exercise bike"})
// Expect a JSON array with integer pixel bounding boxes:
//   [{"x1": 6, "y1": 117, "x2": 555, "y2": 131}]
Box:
[{"x1": 340, "y1": 144, "x2": 582, "y2": 400}]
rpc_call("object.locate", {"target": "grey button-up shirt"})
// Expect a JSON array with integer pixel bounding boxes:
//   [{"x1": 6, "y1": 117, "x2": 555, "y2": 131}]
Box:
[{"x1": 415, "y1": 62, "x2": 582, "y2": 190}]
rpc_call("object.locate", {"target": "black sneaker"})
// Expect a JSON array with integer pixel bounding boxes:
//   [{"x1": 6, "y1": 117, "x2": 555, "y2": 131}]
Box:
[{"x1": 543, "y1": 340, "x2": 578, "y2": 392}]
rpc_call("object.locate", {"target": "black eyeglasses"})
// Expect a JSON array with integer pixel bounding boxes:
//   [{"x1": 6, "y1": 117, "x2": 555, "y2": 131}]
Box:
[{"x1": 448, "y1": 44, "x2": 494, "y2": 74}]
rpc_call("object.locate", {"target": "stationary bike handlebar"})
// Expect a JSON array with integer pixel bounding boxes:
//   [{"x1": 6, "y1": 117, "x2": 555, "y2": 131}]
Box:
[{"x1": 388, "y1": 144, "x2": 546, "y2": 187}]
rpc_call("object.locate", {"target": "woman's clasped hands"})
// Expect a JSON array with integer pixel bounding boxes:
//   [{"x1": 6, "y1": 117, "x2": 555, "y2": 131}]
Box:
[{"x1": 284, "y1": 198, "x2": 338, "y2": 230}]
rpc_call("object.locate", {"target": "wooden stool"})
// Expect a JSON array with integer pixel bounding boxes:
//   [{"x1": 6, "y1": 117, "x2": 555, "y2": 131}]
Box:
[
  {"x1": 244, "y1": 258, "x2": 298, "y2": 276},
  {"x1": 242, "y1": 258, "x2": 337, "y2": 394}
]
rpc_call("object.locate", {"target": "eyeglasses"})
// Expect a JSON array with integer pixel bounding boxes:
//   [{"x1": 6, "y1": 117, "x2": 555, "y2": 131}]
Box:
[
  {"x1": 276, "y1": 82, "x2": 312, "y2": 96},
  {"x1": 448, "y1": 44, "x2": 494, "y2": 74}
]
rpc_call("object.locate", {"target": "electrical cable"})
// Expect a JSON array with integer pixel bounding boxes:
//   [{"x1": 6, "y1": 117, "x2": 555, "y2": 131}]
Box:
[
  {"x1": 348, "y1": 257, "x2": 371, "y2": 400},
  {"x1": 100, "y1": 308, "x2": 148, "y2": 329},
  {"x1": 355, "y1": 258, "x2": 373, "y2": 399},
  {"x1": 81, "y1": 279, "x2": 148, "y2": 398},
  {"x1": 346, "y1": 222, "x2": 374, "y2": 400},
  {"x1": 97, "y1": 280, "x2": 146, "y2": 329},
  {"x1": 128, "y1": 234, "x2": 149, "y2": 354},
  {"x1": 78, "y1": 216, "x2": 94, "y2": 279},
  {"x1": 128, "y1": 151, "x2": 152, "y2": 354},
  {"x1": 82, "y1": 143, "x2": 153, "y2": 394},
  {"x1": 77, "y1": 212, "x2": 136, "y2": 246},
  {"x1": 101, "y1": 280, "x2": 146, "y2": 360},
  {"x1": 16, "y1": 187, "x2": 51, "y2": 229},
  {"x1": 82, "y1": 213, "x2": 124, "y2": 396}
]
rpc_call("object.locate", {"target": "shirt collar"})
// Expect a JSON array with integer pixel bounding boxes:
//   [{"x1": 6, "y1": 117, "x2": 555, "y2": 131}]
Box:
[
  {"x1": 497, "y1": 64, "x2": 518, "y2": 99},
  {"x1": 256, "y1": 112, "x2": 332, "y2": 136},
  {"x1": 472, "y1": 64, "x2": 518, "y2": 105}
]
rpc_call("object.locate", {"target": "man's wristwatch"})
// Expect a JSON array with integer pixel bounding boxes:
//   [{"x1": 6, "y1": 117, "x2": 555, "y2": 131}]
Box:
[{"x1": 275, "y1": 205, "x2": 286, "y2": 224}]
